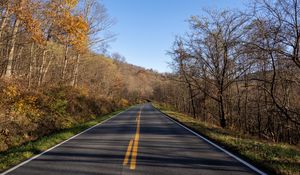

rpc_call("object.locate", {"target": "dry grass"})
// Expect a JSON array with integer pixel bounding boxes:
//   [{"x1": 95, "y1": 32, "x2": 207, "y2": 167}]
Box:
[{"x1": 154, "y1": 103, "x2": 300, "y2": 175}]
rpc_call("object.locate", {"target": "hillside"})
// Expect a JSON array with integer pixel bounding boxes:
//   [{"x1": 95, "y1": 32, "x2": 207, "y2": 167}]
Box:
[{"x1": 0, "y1": 52, "x2": 166, "y2": 153}]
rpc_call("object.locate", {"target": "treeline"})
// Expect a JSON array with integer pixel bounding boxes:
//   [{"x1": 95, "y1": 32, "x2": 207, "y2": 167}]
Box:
[
  {"x1": 0, "y1": 0, "x2": 162, "y2": 100},
  {"x1": 0, "y1": 51, "x2": 163, "y2": 151},
  {"x1": 152, "y1": 0, "x2": 300, "y2": 144}
]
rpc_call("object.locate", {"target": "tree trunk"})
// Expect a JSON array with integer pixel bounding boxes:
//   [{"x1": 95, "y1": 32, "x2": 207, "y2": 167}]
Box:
[
  {"x1": 188, "y1": 82, "x2": 196, "y2": 118},
  {"x1": 4, "y1": 18, "x2": 20, "y2": 78},
  {"x1": 219, "y1": 46, "x2": 228, "y2": 128},
  {"x1": 219, "y1": 92, "x2": 226, "y2": 128},
  {"x1": 28, "y1": 43, "x2": 35, "y2": 89},
  {"x1": 235, "y1": 81, "x2": 242, "y2": 129},
  {"x1": 42, "y1": 56, "x2": 52, "y2": 84},
  {"x1": 62, "y1": 45, "x2": 69, "y2": 80},
  {"x1": 13, "y1": 46, "x2": 23, "y2": 74},
  {"x1": 0, "y1": 4, "x2": 10, "y2": 40},
  {"x1": 38, "y1": 50, "x2": 47, "y2": 86},
  {"x1": 244, "y1": 79, "x2": 249, "y2": 132},
  {"x1": 71, "y1": 53, "x2": 80, "y2": 87}
]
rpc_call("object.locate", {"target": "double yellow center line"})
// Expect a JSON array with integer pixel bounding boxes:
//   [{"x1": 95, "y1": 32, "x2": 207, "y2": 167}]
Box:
[{"x1": 123, "y1": 106, "x2": 142, "y2": 170}]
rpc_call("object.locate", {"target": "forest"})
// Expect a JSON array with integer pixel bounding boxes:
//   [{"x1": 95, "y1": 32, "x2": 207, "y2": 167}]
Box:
[
  {"x1": 0, "y1": 0, "x2": 299, "y2": 174},
  {"x1": 152, "y1": 0, "x2": 300, "y2": 145},
  {"x1": 0, "y1": 0, "x2": 165, "y2": 152}
]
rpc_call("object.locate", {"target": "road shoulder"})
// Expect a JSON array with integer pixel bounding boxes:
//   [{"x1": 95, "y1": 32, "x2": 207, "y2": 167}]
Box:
[{"x1": 153, "y1": 103, "x2": 299, "y2": 175}]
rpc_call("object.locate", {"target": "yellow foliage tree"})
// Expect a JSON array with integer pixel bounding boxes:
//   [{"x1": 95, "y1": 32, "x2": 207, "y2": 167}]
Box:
[
  {"x1": 45, "y1": 0, "x2": 89, "y2": 81},
  {"x1": 4, "y1": 0, "x2": 45, "y2": 77}
]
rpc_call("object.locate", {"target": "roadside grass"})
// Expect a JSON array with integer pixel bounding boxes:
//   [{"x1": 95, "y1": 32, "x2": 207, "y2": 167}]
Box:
[
  {"x1": 154, "y1": 103, "x2": 300, "y2": 175},
  {"x1": 0, "y1": 109, "x2": 124, "y2": 172}
]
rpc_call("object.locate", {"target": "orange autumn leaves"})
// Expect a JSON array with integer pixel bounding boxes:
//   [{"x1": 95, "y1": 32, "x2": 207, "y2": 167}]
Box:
[
  {"x1": 12, "y1": 0, "x2": 44, "y2": 44},
  {"x1": 53, "y1": 12, "x2": 89, "y2": 53},
  {"x1": 10, "y1": 0, "x2": 89, "y2": 53},
  {"x1": 46, "y1": 0, "x2": 89, "y2": 53}
]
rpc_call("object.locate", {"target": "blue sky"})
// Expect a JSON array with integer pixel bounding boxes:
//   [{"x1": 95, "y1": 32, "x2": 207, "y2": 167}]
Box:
[{"x1": 101, "y1": 0, "x2": 249, "y2": 73}]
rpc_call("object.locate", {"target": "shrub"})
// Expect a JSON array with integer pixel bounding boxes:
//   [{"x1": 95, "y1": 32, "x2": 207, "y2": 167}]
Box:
[{"x1": 0, "y1": 83, "x2": 130, "y2": 152}]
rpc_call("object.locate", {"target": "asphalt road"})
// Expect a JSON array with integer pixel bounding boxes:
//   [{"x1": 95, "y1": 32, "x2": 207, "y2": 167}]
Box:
[{"x1": 2, "y1": 103, "x2": 264, "y2": 175}]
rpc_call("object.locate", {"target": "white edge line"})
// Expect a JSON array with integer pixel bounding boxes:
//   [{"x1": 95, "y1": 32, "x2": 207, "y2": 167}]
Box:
[
  {"x1": 1, "y1": 106, "x2": 135, "y2": 175},
  {"x1": 158, "y1": 109, "x2": 267, "y2": 175}
]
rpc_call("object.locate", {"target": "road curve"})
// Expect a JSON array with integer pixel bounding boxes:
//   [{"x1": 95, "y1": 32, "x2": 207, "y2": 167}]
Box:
[{"x1": 2, "y1": 103, "x2": 264, "y2": 175}]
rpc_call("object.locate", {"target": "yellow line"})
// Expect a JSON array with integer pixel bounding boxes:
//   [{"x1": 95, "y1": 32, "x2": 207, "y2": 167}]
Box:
[
  {"x1": 122, "y1": 106, "x2": 143, "y2": 170},
  {"x1": 123, "y1": 139, "x2": 134, "y2": 165},
  {"x1": 130, "y1": 107, "x2": 142, "y2": 170}
]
